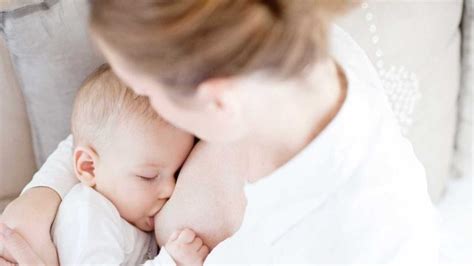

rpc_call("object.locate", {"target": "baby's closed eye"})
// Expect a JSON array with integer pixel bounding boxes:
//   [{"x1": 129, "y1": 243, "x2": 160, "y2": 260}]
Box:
[{"x1": 136, "y1": 173, "x2": 160, "y2": 182}]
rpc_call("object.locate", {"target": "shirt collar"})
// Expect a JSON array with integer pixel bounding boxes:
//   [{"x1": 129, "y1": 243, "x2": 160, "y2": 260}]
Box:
[{"x1": 242, "y1": 44, "x2": 376, "y2": 245}]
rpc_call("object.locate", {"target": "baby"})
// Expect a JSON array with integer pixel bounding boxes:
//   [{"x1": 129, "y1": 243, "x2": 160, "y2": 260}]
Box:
[{"x1": 52, "y1": 64, "x2": 209, "y2": 265}]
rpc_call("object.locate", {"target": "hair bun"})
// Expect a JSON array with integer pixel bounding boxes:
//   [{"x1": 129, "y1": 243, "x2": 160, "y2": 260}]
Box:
[{"x1": 258, "y1": 0, "x2": 357, "y2": 20}]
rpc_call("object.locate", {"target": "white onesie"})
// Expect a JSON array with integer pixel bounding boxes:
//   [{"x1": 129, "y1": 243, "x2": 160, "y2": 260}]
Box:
[{"x1": 52, "y1": 183, "x2": 176, "y2": 265}]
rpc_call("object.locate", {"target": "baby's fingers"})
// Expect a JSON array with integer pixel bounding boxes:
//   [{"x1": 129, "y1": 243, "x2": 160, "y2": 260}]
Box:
[
  {"x1": 168, "y1": 231, "x2": 179, "y2": 242},
  {"x1": 197, "y1": 244, "x2": 210, "y2": 258},
  {"x1": 176, "y1": 228, "x2": 196, "y2": 244},
  {"x1": 188, "y1": 236, "x2": 203, "y2": 252}
]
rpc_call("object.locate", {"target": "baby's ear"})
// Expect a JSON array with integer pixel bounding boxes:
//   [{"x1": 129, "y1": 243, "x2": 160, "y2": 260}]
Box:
[{"x1": 73, "y1": 146, "x2": 99, "y2": 187}]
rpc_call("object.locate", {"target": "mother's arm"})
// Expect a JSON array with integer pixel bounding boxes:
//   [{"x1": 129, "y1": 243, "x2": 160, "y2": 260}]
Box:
[
  {"x1": 0, "y1": 135, "x2": 78, "y2": 265},
  {"x1": 154, "y1": 141, "x2": 248, "y2": 249}
]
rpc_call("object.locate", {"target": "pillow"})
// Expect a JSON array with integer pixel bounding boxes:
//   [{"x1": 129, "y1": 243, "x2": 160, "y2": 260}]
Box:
[
  {"x1": 0, "y1": 0, "x2": 43, "y2": 12},
  {"x1": 0, "y1": 34, "x2": 37, "y2": 212},
  {"x1": 453, "y1": 0, "x2": 473, "y2": 178},
  {"x1": 337, "y1": 1, "x2": 463, "y2": 202},
  {"x1": 2, "y1": 0, "x2": 105, "y2": 167}
]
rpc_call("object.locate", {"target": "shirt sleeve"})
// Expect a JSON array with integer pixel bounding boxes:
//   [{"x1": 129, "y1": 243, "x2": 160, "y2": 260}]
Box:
[
  {"x1": 52, "y1": 187, "x2": 127, "y2": 265},
  {"x1": 142, "y1": 247, "x2": 177, "y2": 266},
  {"x1": 21, "y1": 134, "x2": 78, "y2": 199}
]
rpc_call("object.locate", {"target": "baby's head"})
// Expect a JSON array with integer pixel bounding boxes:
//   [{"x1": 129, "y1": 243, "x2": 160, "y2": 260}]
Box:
[{"x1": 71, "y1": 64, "x2": 194, "y2": 232}]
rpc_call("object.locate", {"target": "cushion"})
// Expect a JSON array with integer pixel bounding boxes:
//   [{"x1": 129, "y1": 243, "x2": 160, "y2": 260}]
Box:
[
  {"x1": 337, "y1": 1, "x2": 463, "y2": 201},
  {"x1": 0, "y1": 0, "x2": 43, "y2": 12},
  {"x1": 2, "y1": 0, "x2": 105, "y2": 167},
  {"x1": 0, "y1": 34, "x2": 37, "y2": 212},
  {"x1": 453, "y1": 0, "x2": 473, "y2": 178}
]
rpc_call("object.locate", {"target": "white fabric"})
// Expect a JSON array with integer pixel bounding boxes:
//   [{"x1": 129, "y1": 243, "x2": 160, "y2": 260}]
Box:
[
  {"x1": 203, "y1": 26, "x2": 440, "y2": 264},
  {"x1": 438, "y1": 173, "x2": 473, "y2": 264},
  {"x1": 22, "y1": 26, "x2": 439, "y2": 263},
  {"x1": 52, "y1": 184, "x2": 176, "y2": 265},
  {"x1": 21, "y1": 134, "x2": 76, "y2": 199}
]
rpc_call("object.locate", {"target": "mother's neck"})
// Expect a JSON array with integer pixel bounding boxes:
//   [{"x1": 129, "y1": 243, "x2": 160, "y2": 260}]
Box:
[{"x1": 240, "y1": 58, "x2": 347, "y2": 182}]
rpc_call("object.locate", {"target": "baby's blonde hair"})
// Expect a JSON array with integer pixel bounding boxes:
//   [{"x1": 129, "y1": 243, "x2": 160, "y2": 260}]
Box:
[{"x1": 71, "y1": 64, "x2": 160, "y2": 149}]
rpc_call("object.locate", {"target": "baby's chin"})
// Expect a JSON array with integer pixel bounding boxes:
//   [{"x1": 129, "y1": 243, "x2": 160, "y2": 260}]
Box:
[{"x1": 134, "y1": 216, "x2": 155, "y2": 232}]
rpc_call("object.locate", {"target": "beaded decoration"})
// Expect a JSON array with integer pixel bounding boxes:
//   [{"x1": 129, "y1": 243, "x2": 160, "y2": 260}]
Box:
[{"x1": 362, "y1": 2, "x2": 421, "y2": 136}]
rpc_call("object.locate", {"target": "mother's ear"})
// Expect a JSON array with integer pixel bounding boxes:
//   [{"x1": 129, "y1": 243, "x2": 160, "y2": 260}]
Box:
[
  {"x1": 196, "y1": 77, "x2": 236, "y2": 112},
  {"x1": 73, "y1": 146, "x2": 99, "y2": 187}
]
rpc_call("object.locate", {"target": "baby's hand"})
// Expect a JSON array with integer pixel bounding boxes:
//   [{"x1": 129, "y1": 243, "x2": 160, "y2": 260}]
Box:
[{"x1": 165, "y1": 228, "x2": 209, "y2": 266}]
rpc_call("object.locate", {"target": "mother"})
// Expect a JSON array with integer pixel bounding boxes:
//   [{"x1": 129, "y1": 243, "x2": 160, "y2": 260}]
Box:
[{"x1": 0, "y1": 0, "x2": 438, "y2": 264}]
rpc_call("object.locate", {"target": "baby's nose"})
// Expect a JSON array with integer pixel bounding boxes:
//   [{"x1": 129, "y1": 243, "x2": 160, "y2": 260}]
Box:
[{"x1": 157, "y1": 176, "x2": 176, "y2": 199}]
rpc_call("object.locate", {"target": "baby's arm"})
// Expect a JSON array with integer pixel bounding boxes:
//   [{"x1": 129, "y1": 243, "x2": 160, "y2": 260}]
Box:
[{"x1": 144, "y1": 229, "x2": 209, "y2": 266}]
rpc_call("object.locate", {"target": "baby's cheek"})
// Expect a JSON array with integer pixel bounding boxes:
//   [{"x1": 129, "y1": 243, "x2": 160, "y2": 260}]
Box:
[
  {"x1": 114, "y1": 190, "x2": 148, "y2": 218},
  {"x1": 97, "y1": 181, "x2": 138, "y2": 217},
  {"x1": 134, "y1": 193, "x2": 156, "y2": 214}
]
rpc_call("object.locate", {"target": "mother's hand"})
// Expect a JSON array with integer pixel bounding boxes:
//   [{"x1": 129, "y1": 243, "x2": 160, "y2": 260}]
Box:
[
  {"x1": 0, "y1": 187, "x2": 61, "y2": 266},
  {"x1": 0, "y1": 223, "x2": 44, "y2": 266}
]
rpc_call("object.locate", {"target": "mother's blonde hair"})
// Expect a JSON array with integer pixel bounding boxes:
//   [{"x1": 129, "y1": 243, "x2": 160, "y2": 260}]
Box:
[{"x1": 89, "y1": 0, "x2": 355, "y2": 92}]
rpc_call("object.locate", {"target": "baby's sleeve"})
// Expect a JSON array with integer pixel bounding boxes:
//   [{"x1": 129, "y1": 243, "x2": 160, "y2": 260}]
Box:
[
  {"x1": 143, "y1": 247, "x2": 177, "y2": 266},
  {"x1": 21, "y1": 134, "x2": 78, "y2": 199},
  {"x1": 52, "y1": 188, "x2": 127, "y2": 265}
]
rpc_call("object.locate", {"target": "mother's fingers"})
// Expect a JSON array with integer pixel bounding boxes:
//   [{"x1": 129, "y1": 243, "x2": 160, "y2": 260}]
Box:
[
  {"x1": 0, "y1": 224, "x2": 44, "y2": 266},
  {"x1": 0, "y1": 228, "x2": 15, "y2": 266},
  {"x1": 0, "y1": 224, "x2": 14, "y2": 263},
  {"x1": 0, "y1": 257, "x2": 15, "y2": 266}
]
